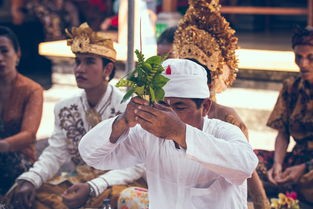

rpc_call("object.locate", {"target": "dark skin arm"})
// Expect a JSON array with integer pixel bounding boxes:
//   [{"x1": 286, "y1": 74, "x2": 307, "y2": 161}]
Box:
[
  {"x1": 12, "y1": 180, "x2": 36, "y2": 209},
  {"x1": 135, "y1": 102, "x2": 186, "y2": 148},
  {"x1": 276, "y1": 164, "x2": 306, "y2": 185},
  {"x1": 62, "y1": 183, "x2": 90, "y2": 209},
  {"x1": 268, "y1": 131, "x2": 289, "y2": 185},
  {"x1": 110, "y1": 97, "x2": 186, "y2": 148},
  {"x1": 109, "y1": 97, "x2": 142, "y2": 143},
  {"x1": 266, "y1": 130, "x2": 306, "y2": 185}
]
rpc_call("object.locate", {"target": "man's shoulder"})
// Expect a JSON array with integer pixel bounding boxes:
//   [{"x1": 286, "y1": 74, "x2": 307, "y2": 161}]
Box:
[
  {"x1": 215, "y1": 103, "x2": 237, "y2": 116},
  {"x1": 205, "y1": 117, "x2": 240, "y2": 129},
  {"x1": 111, "y1": 85, "x2": 126, "y2": 102},
  {"x1": 54, "y1": 94, "x2": 82, "y2": 110},
  {"x1": 281, "y1": 76, "x2": 301, "y2": 92},
  {"x1": 110, "y1": 85, "x2": 128, "y2": 110}
]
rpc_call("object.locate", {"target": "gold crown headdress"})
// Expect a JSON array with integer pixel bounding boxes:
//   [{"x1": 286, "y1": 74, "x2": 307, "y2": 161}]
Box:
[
  {"x1": 173, "y1": 0, "x2": 238, "y2": 96},
  {"x1": 66, "y1": 23, "x2": 116, "y2": 61}
]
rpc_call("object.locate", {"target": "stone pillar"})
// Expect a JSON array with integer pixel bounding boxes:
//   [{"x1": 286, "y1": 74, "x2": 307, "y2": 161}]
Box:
[{"x1": 118, "y1": 0, "x2": 157, "y2": 61}]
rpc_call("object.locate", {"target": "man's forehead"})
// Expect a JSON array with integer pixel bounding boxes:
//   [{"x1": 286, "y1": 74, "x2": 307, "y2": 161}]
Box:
[
  {"x1": 164, "y1": 97, "x2": 192, "y2": 104},
  {"x1": 76, "y1": 53, "x2": 101, "y2": 59}
]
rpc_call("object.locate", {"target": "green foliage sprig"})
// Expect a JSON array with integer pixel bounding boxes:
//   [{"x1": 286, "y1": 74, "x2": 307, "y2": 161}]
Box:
[{"x1": 116, "y1": 50, "x2": 169, "y2": 104}]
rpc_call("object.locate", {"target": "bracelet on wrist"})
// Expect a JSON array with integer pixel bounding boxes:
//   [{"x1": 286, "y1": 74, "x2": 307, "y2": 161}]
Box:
[{"x1": 88, "y1": 183, "x2": 97, "y2": 197}]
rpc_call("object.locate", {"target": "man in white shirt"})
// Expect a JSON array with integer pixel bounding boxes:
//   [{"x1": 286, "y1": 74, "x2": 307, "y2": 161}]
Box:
[
  {"x1": 79, "y1": 58, "x2": 259, "y2": 209},
  {"x1": 11, "y1": 23, "x2": 146, "y2": 209}
]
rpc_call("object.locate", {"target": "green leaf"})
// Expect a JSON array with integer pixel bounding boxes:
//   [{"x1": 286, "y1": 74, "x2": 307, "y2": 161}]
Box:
[
  {"x1": 146, "y1": 55, "x2": 162, "y2": 65},
  {"x1": 142, "y1": 63, "x2": 152, "y2": 73},
  {"x1": 115, "y1": 79, "x2": 124, "y2": 87},
  {"x1": 152, "y1": 74, "x2": 170, "y2": 88},
  {"x1": 134, "y1": 86, "x2": 145, "y2": 96},
  {"x1": 116, "y1": 79, "x2": 135, "y2": 88},
  {"x1": 117, "y1": 50, "x2": 170, "y2": 105},
  {"x1": 156, "y1": 65, "x2": 165, "y2": 73},
  {"x1": 135, "y1": 50, "x2": 145, "y2": 63},
  {"x1": 154, "y1": 88, "x2": 165, "y2": 102},
  {"x1": 149, "y1": 87, "x2": 156, "y2": 103},
  {"x1": 128, "y1": 75, "x2": 137, "y2": 82},
  {"x1": 136, "y1": 66, "x2": 148, "y2": 78},
  {"x1": 121, "y1": 87, "x2": 135, "y2": 103}
]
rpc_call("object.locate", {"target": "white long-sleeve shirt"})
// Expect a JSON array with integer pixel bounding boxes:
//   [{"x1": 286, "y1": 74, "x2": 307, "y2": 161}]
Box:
[
  {"x1": 17, "y1": 85, "x2": 145, "y2": 196},
  {"x1": 79, "y1": 116, "x2": 258, "y2": 209}
]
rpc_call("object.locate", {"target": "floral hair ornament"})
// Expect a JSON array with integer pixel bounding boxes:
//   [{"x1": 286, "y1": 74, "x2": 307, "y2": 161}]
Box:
[
  {"x1": 65, "y1": 22, "x2": 116, "y2": 61},
  {"x1": 270, "y1": 192, "x2": 300, "y2": 209},
  {"x1": 173, "y1": 0, "x2": 238, "y2": 100}
]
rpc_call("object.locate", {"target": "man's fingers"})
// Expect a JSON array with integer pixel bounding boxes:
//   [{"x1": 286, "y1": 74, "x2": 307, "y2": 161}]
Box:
[
  {"x1": 28, "y1": 191, "x2": 36, "y2": 208},
  {"x1": 276, "y1": 169, "x2": 292, "y2": 184},
  {"x1": 267, "y1": 170, "x2": 277, "y2": 185},
  {"x1": 135, "y1": 108, "x2": 155, "y2": 122},
  {"x1": 62, "y1": 192, "x2": 76, "y2": 205},
  {"x1": 131, "y1": 97, "x2": 149, "y2": 105},
  {"x1": 64, "y1": 185, "x2": 77, "y2": 194},
  {"x1": 280, "y1": 170, "x2": 289, "y2": 178},
  {"x1": 153, "y1": 102, "x2": 172, "y2": 111},
  {"x1": 136, "y1": 114, "x2": 153, "y2": 126},
  {"x1": 276, "y1": 175, "x2": 290, "y2": 184},
  {"x1": 135, "y1": 105, "x2": 159, "y2": 118},
  {"x1": 268, "y1": 175, "x2": 277, "y2": 185},
  {"x1": 16, "y1": 193, "x2": 29, "y2": 209},
  {"x1": 62, "y1": 185, "x2": 78, "y2": 201}
]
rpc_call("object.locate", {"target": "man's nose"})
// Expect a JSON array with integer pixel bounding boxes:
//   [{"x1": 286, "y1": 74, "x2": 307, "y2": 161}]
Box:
[
  {"x1": 299, "y1": 58, "x2": 309, "y2": 68},
  {"x1": 75, "y1": 64, "x2": 85, "y2": 73}
]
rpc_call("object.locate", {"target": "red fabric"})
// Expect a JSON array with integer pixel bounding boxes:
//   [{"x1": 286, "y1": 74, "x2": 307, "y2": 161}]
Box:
[
  {"x1": 111, "y1": 15, "x2": 118, "y2": 27},
  {"x1": 89, "y1": 0, "x2": 106, "y2": 12},
  {"x1": 165, "y1": 66, "x2": 172, "y2": 75}
]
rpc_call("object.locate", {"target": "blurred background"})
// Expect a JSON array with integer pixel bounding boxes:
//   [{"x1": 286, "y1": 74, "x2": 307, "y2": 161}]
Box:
[{"x1": 0, "y1": 0, "x2": 311, "y2": 150}]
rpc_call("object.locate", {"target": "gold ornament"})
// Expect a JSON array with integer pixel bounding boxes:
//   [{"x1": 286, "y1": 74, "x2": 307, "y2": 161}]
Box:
[
  {"x1": 85, "y1": 108, "x2": 102, "y2": 128},
  {"x1": 173, "y1": 0, "x2": 239, "y2": 95},
  {"x1": 66, "y1": 23, "x2": 116, "y2": 61}
]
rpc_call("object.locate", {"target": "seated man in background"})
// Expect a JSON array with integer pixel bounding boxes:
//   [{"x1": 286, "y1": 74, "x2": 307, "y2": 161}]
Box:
[
  {"x1": 255, "y1": 26, "x2": 313, "y2": 207},
  {"x1": 11, "y1": 23, "x2": 146, "y2": 209}
]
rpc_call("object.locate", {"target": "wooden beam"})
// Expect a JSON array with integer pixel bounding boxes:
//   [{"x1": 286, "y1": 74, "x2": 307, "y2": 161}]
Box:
[
  {"x1": 220, "y1": 6, "x2": 307, "y2": 15},
  {"x1": 308, "y1": 0, "x2": 313, "y2": 26}
]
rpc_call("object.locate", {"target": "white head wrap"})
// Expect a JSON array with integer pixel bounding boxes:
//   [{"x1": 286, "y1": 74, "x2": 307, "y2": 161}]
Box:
[{"x1": 162, "y1": 59, "x2": 210, "y2": 99}]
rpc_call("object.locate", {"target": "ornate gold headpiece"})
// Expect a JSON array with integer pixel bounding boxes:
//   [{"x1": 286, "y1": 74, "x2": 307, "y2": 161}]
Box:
[
  {"x1": 173, "y1": 0, "x2": 238, "y2": 91},
  {"x1": 66, "y1": 23, "x2": 116, "y2": 61}
]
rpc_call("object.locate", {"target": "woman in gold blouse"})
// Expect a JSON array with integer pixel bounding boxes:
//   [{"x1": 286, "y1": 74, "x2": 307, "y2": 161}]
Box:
[
  {"x1": 0, "y1": 26, "x2": 43, "y2": 196},
  {"x1": 255, "y1": 26, "x2": 313, "y2": 205}
]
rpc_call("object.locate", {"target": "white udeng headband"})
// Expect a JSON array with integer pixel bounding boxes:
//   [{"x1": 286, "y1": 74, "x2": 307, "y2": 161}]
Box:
[{"x1": 162, "y1": 59, "x2": 210, "y2": 99}]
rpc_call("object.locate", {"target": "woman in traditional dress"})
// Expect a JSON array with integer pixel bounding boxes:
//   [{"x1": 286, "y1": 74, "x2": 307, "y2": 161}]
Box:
[{"x1": 0, "y1": 26, "x2": 43, "y2": 196}]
